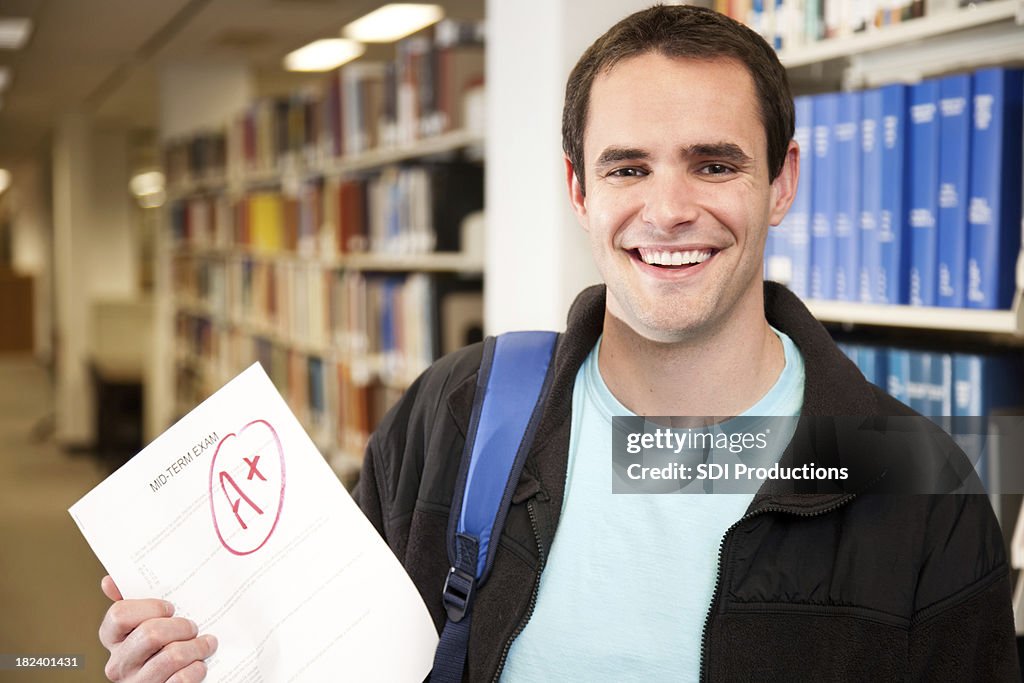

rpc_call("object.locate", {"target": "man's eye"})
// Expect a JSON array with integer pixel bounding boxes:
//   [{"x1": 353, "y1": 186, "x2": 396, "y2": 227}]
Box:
[
  {"x1": 608, "y1": 167, "x2": 646, "y2": 178},
  {"x1": 700, "y1": 163, "x2": 734, "y2": 176}
]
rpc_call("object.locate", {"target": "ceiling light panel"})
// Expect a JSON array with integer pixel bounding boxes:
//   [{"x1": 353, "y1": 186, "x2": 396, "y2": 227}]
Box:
[
  {"x1": 284, "y1": 38, "x2": 365, "y2": 72},
  {"x1": 343, "y1": 4, "x2": 444, "y2": 43},
  {"x1": 0, "y1": 18, "x2": 32, "y2": 49}
]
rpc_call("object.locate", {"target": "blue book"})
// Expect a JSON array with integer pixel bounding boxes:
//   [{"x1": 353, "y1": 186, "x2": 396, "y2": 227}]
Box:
[
  {"x1": 858, "y1": 345, "x2": 888, "y2": 389},
  {"x1": 886, "y1": 348, "x2": 911, "y2": 405},
  {"x1": 936, "y1": 74, "x2": 972, "y2": 309},
  {"x1": 834, "y1": 92, "x2": 861, "y2": 302},
  {"x1": 859, "y1": 88, "x2": 884, "y2": 303},
  {"x1": 811, "y1": 94, "x2": 839, "y2": 300},
  {"x1": 967, "y1": 68, "x2": 1024, "y2": 310},
  {"x1": 906, "y1": 351, "x2": 930, "y2": 415},
  {"x1": 380, "y1": 278, "x2": 398, "y2": 356},
  {"x1": 952, "y1": 354, "x2": 987, "y2": 487},
  {"x1": 928, "y1": 352, "x2": 953, "y2": 428},
  {"x1": 951, "y1": 354, "x2": 1022, "y2": 489},
  {"x1": 878, "y1": 84, "x2": 910, "y2": 305},
  {"x1": 908, "y1": 79, "x2": 941, "y2": 306},
  {"x1": 784, "y1": 96, "x2": 814, "y2": 298}
]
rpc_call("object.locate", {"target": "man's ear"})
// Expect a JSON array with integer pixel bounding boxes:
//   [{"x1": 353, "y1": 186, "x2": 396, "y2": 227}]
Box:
[
  {"x1": 564, "y1": 155, "x2": 588, "y2": 227},
  {"x1": 768, "y1": 140, "x2": 799, "y2": 226}
]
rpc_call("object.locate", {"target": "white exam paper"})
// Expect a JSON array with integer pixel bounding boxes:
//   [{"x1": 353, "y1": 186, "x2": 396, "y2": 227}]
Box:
[{"x1": 70, "y1": 363, "x2": 439, "y2": 682}]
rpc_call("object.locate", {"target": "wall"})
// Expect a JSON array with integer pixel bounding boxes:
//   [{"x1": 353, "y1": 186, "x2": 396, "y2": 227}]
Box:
[{"x1": 52, "y1": 113, "x2": 139, "y2": 446}]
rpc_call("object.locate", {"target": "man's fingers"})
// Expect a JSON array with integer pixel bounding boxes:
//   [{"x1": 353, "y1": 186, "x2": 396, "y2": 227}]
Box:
[
  {"x1": 166, "y1": 659, "x2": 208, "y2": 683},
  {"x1": 98, "y1": 598, "x2": 175, "y2": 648},
  {"x1": 121, "y1": 616, "x2": 199, "y2": 660},
  {"x1": 102, "y1": 617, "x2": 200, "y2": 681},
  {"x1": 137, "y1": 635, "x2": 218, "y2": 683},
  {"x1": 100, "y1": 575, "x2": 123, "y2": 602}
]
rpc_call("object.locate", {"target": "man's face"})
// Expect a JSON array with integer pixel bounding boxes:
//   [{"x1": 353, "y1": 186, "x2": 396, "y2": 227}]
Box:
[{"x1": 567, "y1": 53, "x2": 797, "y2": 343}]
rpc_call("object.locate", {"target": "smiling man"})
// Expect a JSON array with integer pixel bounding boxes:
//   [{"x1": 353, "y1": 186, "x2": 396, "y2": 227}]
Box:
[
  {"x1": 369, "y1": 6, "x2": 1016, "y2": 680},
  {"x1": 97, "y1": 5, "x2": 1018, "y2": 682}
]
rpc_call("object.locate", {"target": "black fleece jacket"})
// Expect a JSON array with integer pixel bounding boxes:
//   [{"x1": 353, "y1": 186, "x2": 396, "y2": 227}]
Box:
[{"x1": 355, "y1": 283, "x2": 1020, "y2": 681}]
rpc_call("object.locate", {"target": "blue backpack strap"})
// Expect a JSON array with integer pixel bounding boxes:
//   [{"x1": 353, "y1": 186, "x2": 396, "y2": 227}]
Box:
[{"x1": 431, "y1": 330, "x2": 559, "y2": 682}]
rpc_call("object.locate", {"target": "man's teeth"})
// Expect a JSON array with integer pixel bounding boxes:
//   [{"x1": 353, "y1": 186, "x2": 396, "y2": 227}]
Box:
[{"x1": 638, "y1": 248, "x2": 713, "y2": 266}]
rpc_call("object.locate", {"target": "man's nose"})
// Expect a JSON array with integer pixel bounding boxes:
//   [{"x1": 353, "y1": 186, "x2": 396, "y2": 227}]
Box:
[{"x1": 638, "y1": 170, "x2": 701, "y2": 232}]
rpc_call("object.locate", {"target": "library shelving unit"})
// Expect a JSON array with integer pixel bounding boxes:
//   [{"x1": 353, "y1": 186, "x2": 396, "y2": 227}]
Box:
[
  {"x1": 737, "y1": 0, "x2": 1024, "y2": 621},
  {"x1": 778, "y1": 0, "x2": 1024, "y2": 76},
  {"x1": 158, "y1": 22, "x2": 486, "y2": 486},
  {"x1": 765, "y1": 0, "x2": 1024, "y2": 340},
  {"x1": 806, "y1": 294, "x2": 1024, "y2": 337}
]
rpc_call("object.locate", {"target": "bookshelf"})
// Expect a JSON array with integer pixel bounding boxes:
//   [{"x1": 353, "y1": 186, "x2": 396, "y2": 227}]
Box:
[
  {"x1": 807, "y1": 295, "x2": 1024, "y2": 337},
  {"x1": 742, "y1": 0, "x2": 1024, "y2": 342},
  {"x1": 159, "y1": 19, "x2": 486, "y2": 486},
  {"x1": 732, "y1": 2, "x2": 1024, "y2": 614},
  {"x1": 778, "y1": 0, "x2": 1022, "y2": 69}
]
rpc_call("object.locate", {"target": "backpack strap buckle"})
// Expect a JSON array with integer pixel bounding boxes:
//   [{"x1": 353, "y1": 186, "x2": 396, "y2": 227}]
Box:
[{"x1": 442, "y1": 564, "x2": 475, "y2": 623}]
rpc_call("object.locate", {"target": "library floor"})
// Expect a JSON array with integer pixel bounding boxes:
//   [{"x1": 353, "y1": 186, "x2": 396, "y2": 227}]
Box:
[{"x1": 0, "y1": 355, "x2": 111, "y2": 682}]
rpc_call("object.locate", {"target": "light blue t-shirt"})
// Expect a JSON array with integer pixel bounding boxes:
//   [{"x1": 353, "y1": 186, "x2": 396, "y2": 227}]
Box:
[{"x1": 500, "y1": 328, "x2": 805, "y2": 682}]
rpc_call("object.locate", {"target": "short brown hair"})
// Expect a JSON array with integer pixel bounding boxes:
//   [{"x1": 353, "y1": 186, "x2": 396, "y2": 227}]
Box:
[{"x1": 562, "y1": 4, "x2": 794, "y2": 193}]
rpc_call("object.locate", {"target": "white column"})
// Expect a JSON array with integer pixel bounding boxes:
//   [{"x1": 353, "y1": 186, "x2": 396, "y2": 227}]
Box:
[
  {"x1": 148, "y1": 61, "x2": 252, "y2": 439},
  {"x1": 50, "y1": 115, "x2": 88, "y2": 444},
  {"x1": 484, "y1": 0, "x2": 659, "y2": 334},
  {"x1": 89, "y1": 129, "x2": 137, "y2": 298},
  {"x1": 53, "y1": 113, "x2": 140, "y2": 446}
]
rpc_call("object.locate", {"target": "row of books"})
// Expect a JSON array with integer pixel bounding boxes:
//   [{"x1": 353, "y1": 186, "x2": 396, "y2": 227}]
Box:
[
  {"x1": 168, "y1": 160, "x2": 483, "y2": 257},
  {"x1": 839, "y1": 342, "x2": 1021, "y2": 417},
  {"x1": 766, "y1": 67, "x2": 1023, "y2": 310},
  {"x1": 173, "y1": 263, "x2": 483, "y2": 382},
  {"x1": 838, "y1": 340, "x2": 1022, "y2": 489},
  {"x1": 173, "y1": 329, "x2": 402, "y2": 482},
  {"x1": 716, "y1": 0, "x2": 987, "y2": 52},
  {"x1": 173, "y1": 272, "x2": 484, "y2": 478},
  {"x1": 163, "y1": 19, "x2": 484, "y2": 188},
  {"x1": 164, "y1": 131, "x2": 228, "y2": 190}
]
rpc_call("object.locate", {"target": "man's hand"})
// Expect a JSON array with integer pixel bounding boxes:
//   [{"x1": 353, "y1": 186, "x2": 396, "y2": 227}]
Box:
[{"x1": 98, "y1": 575, "x2": 218, "y2": 682}]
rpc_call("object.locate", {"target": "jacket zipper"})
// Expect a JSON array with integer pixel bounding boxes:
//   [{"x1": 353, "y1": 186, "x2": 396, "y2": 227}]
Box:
[
  {"x1": 698, "y1": 495, "x2": 856, "y2": 682},
  {"x1": 491, "y1": 498, "x2": 546, "y2": 682}
]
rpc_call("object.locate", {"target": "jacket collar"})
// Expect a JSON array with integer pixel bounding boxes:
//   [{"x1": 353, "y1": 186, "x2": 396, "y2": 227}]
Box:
[
  {"x1": 446, "y1": 283, "x2": 880, "y2": 521},
  {"x1": 537, "y1": 281, "x2": 879, "y2": 416}
]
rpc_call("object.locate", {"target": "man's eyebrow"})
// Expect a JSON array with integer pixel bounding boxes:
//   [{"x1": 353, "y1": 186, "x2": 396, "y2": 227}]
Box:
[
  {"x1": 685, "y1": 143, "x2": 753, "y2": 165},
  {"x1": 594, "y1": 147, "x2": 650, "y2": 167}
]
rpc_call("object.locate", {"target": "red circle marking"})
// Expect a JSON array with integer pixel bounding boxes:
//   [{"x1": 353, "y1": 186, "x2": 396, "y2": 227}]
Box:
[{"x1": 208, "y1": 419, "x2": 286, "y2": 556}]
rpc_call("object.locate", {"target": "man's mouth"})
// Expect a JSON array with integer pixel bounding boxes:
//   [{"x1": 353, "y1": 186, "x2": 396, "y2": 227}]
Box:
[{"x1": 631, "y1": 247, "x2": 715, "y2": 269}]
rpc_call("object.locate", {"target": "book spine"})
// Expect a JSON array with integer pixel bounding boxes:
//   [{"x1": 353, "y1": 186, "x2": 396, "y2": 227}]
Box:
[
  {"x1": 788, "y1": 95, "x2": 815, "y2": 298},
  {"x1": 936, "y1": 74, "x2": 972, "y2": 308},
  {"x1": 878, "y1": 84, "x2": 909, "y2": 305},
  {"x1": 834, "y1": 92, "x2": 861, "y2": 301},
  {"x1": 859, "y1": 88, "x2": 883, "y2": 303},
  {"x1": 908, "y1": 79, "x2": 941, "y2": 307},
  {"x1": 864, "y1": 345, "x2": 888, "y2": 388},
  {"x1": 929, "y1": 351, "x2": 953, "y2": 426},
  {"x1": 811, "y1": 93, "x2": 838, "y2": 300},
  {"x1": 906, "y1": 350, "x2": 930, "y2": 414},
  {"x1": 967, "y1": 68, "x2": 1024, "y2": 310},
  {"x1": 887, "y1": 348, "x2": 911, "y2": 405}
]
